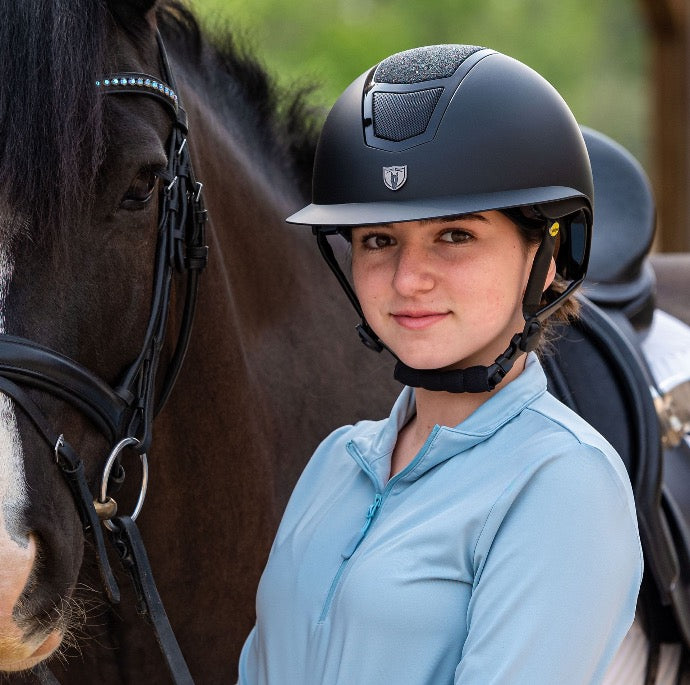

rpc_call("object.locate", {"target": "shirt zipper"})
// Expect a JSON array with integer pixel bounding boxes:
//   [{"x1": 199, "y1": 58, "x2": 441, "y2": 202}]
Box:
[
  {"x1": 317, "y1": 492, "x2": 382, "y2": 624},
  {"x1": 342, "y1": 493, "x2": 383, "y2": 559},
  {"x1": 317, "y1": 432, "x2": 438, "y2": 624}
]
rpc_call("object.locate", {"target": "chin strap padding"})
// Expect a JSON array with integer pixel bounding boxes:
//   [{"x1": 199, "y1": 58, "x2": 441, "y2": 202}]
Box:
[{"x1": 394, "y1": 361, "x2": 497, "y2": 392}]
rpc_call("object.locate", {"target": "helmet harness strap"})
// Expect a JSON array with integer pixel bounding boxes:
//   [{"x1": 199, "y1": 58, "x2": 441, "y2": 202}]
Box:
[
  {"x1": 316, "y1": 219, "x2": 562, "y2": 394},
  {"x1": 315, "y1": 228, "x2": 385, "y2": 352}
]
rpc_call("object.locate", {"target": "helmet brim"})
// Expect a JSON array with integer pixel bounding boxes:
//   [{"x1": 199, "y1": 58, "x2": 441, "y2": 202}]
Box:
[{"x1": 287, "y1": 185, "x2": 590, "y2": 227}]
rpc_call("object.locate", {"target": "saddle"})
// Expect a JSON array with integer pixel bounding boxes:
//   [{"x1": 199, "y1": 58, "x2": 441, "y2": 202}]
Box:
[{"x1": 542, "y1": 128, "x2": 690, "y2": 655}]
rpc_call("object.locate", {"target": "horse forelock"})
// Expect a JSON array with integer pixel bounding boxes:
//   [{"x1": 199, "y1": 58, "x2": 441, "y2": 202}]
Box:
[{"x1": 0, "y1": 0, "x2": 109, "y2": 247}]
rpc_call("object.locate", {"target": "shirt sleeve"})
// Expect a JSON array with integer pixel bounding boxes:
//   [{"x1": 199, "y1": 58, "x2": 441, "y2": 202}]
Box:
[{"x1": 455, "y1": 445, "x2": 643, "y2": 685}]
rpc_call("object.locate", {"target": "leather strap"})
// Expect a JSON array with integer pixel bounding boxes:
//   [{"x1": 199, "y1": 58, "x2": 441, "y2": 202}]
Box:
[
  {"x1": 109, "y1": 516, "x2": 194, "y2": 685},
  {"x1": 0, "y1": 336, "x2": 127, "y2": 441}
]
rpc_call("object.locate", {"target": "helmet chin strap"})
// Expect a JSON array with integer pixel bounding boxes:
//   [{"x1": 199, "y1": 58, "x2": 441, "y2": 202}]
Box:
[
  {"x1": 316, "y1": 221, "x2": 563, "y2": 394},
  {"x1": 392, "y1": 318, "x2": 543, "y2": 392}
]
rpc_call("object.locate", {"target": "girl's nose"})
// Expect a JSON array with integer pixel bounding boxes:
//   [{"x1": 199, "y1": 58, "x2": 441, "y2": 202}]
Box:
[{"x1": 391, "y1": 243, "x2": 435, "y2": 296}]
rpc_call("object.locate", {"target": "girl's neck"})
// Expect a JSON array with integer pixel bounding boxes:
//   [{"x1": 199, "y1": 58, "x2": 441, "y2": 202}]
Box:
[
  {"x1": 389, "y1": 355, "x2": 528, "y2": 479},
  {"x1": 415, "y1": 353, "x2": 528, "y2": 429}
]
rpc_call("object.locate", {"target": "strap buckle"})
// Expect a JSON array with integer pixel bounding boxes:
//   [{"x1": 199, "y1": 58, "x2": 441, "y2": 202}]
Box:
[{"x1": 356, "y1": 323, "x2": 383, "y2": 352}]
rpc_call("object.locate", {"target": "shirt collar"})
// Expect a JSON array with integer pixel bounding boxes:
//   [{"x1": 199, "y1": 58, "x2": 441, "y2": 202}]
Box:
[{"x1": 348, "y1": 353, "x2": 548, "y2": 487}]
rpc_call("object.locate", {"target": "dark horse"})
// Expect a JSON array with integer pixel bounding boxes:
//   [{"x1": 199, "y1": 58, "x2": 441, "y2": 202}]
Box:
[
  {"x1": 0, "y1": 1, "x2": 397, "y2": 682},
  {"x1": 2, "y1": 2, "x2": 690, "y2": 684}
]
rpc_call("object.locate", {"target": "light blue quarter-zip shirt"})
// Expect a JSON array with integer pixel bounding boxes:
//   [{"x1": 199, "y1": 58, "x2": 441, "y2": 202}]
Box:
[{"x1": 239, "y1": 355, "x2": 642, "y2": 685}]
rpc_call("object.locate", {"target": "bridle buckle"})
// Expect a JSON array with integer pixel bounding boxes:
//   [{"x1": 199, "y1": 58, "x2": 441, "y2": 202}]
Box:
[{"x1": 98, "y1": 437, "x2": 149, "y2": 531}]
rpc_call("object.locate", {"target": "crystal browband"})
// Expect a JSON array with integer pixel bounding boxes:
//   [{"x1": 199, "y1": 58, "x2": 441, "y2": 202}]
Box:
[{"x1": 96, "y1": 72, "x2": 178, "y2": 110}]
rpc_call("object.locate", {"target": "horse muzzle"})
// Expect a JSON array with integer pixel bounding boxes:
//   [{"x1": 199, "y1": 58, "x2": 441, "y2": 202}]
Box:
[{"x1": 0, "y1": 532, "x2": 63, "y2": 672}]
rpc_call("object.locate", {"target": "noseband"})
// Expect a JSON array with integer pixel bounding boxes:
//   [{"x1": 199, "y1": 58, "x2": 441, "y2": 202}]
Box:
[{"x1": 0, "y1": 33, "x2": 206, "y2": 684}]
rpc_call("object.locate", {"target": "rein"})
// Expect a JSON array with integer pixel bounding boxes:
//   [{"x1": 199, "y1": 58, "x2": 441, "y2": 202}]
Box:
[{"x1": 0, "y1": 33, "x2": 206, "y2": 684}]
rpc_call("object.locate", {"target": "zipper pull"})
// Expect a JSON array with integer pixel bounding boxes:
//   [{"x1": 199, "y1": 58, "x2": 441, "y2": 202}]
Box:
[{"x1": 342, "y1": 493, "x2": 383, "y2": 560}]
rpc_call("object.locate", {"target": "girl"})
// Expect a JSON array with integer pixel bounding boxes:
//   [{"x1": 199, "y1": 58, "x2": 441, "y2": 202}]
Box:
[{"x1": 239, "y1": 44, "x2": 642, "y2": 684}]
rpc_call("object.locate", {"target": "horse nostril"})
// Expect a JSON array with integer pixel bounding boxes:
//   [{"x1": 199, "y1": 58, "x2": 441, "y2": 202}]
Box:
[
  {"x1": 27, "y1": 628, "x2": 63, "y2": 660},
  {"x1": 0, "y1": 533, "x2": 42, "y2": 669}
]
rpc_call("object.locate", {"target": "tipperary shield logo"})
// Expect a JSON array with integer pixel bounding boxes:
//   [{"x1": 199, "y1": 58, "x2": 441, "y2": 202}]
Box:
[{"x1": 383, "y1": 165, "x2": 408, "y2": 191}]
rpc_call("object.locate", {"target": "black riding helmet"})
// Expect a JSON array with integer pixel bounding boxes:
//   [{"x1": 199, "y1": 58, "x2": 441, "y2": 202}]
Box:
[{"x1": 288, "y1": 45, "x2": 594, "y2": 393}]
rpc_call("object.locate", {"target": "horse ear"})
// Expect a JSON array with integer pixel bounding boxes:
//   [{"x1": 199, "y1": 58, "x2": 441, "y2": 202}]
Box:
[
  {"x1": 107, "y1": 0, "x2": 159, "y2": 28},
  {"x1": 108, "y1": 0, "x2": 157, "y2": 11}
]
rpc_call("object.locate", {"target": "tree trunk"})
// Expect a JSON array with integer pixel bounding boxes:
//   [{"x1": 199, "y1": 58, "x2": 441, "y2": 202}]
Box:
[{"x1": 640, "y1": 0, "x2": 690, "y2": 252}]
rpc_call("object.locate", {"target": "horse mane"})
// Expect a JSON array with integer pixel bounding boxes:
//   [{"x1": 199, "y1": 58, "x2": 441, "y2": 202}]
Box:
[
  {"x1": 158, "y1": 2, "x2": 319, "y2": 200},
  {"x1": 0, "y1": 0, "x2": 317, "y2": 245}
]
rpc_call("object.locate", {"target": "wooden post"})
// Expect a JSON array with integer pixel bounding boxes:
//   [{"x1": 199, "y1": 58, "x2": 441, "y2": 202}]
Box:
[{"x1": 640, "y1": 0, "x2": 690, "y2": 252}]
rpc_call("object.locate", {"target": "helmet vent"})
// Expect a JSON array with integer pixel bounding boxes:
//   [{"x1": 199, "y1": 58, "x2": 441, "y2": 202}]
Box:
[
  {"x1": 373, "y1": 88, "x2": 443, "y2": 142},
  {"x1": 374, "y1": 44, "x2": 485, "y2": 84}
]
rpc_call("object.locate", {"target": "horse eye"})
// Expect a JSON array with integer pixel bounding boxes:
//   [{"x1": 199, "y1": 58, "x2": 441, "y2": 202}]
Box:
[{"x1": 121, "y1": 168, "x2": 159, "y2": 209}]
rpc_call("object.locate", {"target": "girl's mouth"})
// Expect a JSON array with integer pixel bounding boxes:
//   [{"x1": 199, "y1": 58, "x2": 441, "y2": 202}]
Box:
[{"x1": 392, "y1": 311, "x2": 450, "y2": 330}]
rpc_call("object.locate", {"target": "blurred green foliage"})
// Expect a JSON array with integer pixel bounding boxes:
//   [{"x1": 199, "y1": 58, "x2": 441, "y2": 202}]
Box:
[{"x1": 190, "y1": 0, "x2": 648, "y2": 167}]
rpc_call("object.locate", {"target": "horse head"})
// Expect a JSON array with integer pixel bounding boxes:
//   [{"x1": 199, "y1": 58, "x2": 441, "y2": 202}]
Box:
[{"x1": 0, "y1": 0, "x2": 191, "y2": 672}]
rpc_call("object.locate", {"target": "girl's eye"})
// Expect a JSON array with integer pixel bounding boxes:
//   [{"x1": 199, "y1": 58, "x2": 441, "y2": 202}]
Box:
[
  {"x1": 440, "y1": 229, "x2": 472, "y2": 244},
  {"x1": 361, "y1": 233, "x2": 395, "y2": 250},
  {"x1": 121, "y1": 167, "x2": 159, "y2": 209}
]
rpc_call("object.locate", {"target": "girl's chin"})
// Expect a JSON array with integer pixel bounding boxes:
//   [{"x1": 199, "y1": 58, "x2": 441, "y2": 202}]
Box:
[
  {"x1": 386, "y1": 340, "x2": 498, "y2": 372},
  {"x1": 393, "y1": 352, "x2": 492, "y2": 372},
  {"x1": 395, "y1": 356, "x2": 470, "y2": 371}
]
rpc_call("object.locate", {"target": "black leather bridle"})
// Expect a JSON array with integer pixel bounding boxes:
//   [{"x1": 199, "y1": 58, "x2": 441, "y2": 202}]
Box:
[{"x1": 1, "y1": 33, "x2": 206, "y2": 685}]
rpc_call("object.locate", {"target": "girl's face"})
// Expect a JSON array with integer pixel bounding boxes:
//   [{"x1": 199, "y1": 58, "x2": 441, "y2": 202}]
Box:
[{"x1": 351, "y1": 211, "x2": 554, "y2": 371}]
